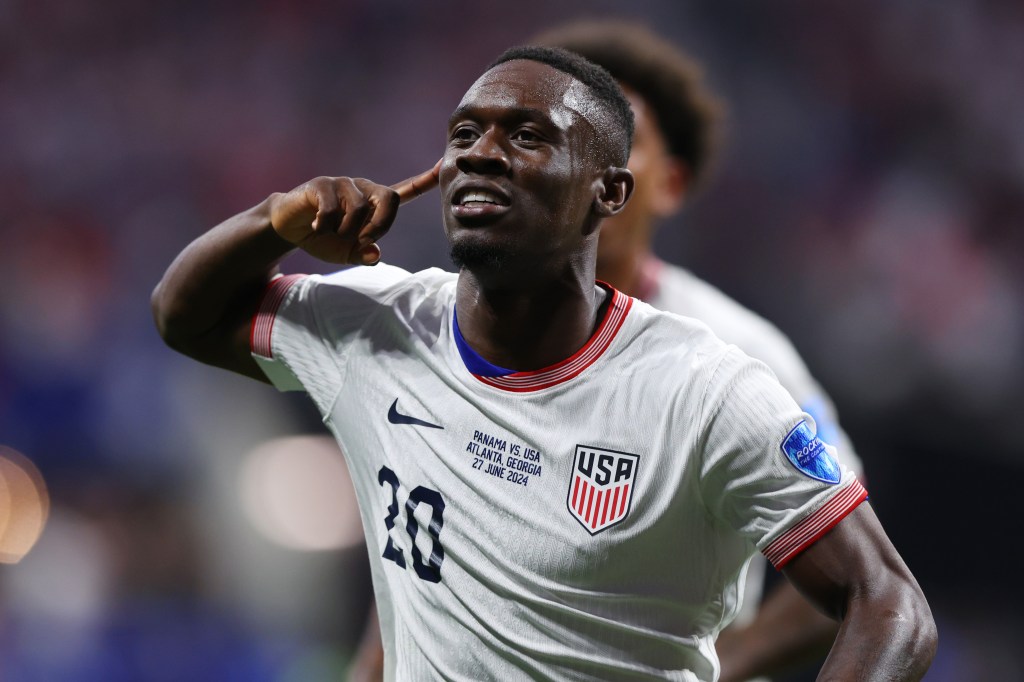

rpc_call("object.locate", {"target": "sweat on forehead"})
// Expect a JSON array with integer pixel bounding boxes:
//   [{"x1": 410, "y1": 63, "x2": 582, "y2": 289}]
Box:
[
  {"x1": 464, "y1": 59, "x2": 576, "y2": 108},
  {"x1": 456, "y1": 61, "x2": 580, "y2": 127},
  {"x1": 472, "y1": 47, "x2": 634, "y2": 165}
]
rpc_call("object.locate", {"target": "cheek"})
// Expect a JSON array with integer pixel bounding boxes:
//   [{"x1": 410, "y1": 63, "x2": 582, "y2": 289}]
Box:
[
  {"x1": 519, "y1": 156, "x2": 575, "y2": 201},
  {"x1": 439, "y1": 153, "x2": 459, "y2": 184},
  {"x1": 515, "y1": 147, "x2": 596, "y2": 228}
]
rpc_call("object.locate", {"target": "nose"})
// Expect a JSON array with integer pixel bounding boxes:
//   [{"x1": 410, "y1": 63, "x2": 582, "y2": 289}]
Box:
[{"x1": 455, "y1": 128, "x2": 511, "y2": 176}]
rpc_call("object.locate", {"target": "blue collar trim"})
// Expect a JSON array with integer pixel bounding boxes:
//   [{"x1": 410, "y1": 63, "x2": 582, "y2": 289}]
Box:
[{"x1": 452, "y1": 308, "x2": 516, "y2": 377}]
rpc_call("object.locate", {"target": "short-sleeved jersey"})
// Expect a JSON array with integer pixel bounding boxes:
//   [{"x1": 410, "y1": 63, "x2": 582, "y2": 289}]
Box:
[
  {"x1": 641, "y1": 257, "x2": 864, "y2": 635},
  {"x1": 251, "y1": 264, "x2": 867, "y2": 682},
  {"x1": 642, "y1": 257, "x2": 862, "y2": 475}
]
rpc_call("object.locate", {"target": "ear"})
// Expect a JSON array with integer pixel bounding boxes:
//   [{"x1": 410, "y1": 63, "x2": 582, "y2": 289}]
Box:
[
  {"x1": 650, "y1": 158, "x2": 690, "y2": 218},
  {"x1": 592, "y1": 166, "x2": 634, "y2": 219}
]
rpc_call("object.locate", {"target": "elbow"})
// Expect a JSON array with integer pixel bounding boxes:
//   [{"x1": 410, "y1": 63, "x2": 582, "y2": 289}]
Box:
[
  {"x1": 883, "y1": 575, "x2": 939, "y2": 677},
  {"x1": 150, "y1": 280, "x2": 170, "y2": 341},
  {"x1": 150, "y1": 280, "x2": 178, "y2": 347},
  {"x1": 150, "y1": 279, "x2": 199, "y2": 355},
  {"x1": 909, "y1": 590, "x2": 939, "y2": 672},
  {"x1": 842, "y1": 563, "x2": 938, "y2": 677}
]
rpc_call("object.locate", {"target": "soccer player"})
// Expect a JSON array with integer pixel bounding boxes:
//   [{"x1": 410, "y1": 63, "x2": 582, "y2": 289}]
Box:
[{"x1": 152, "y1": 46, "x2": 936, "y2": 680}]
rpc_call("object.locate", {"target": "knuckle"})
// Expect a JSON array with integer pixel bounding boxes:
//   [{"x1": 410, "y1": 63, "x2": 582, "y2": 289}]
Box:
[
  {"x1": 305, "y1": 177, "x2": 336, "y2": 207},
  {"x1": 349, "y1": 196, "x2": 371, "y2": 215},
  {"x1": 332, "y1": 176, "x2": 358, "y2": 196},
  {"x1": 307, "y1": 176, "x2": 333, "y2": 192}
]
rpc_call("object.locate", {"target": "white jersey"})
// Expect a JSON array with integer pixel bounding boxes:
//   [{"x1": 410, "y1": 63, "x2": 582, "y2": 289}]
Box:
[
  {"x1": 640, "y1": 257, "x2": 864, "y2": 636},
  {"x1": 251, "y1": 264, "x2": 867, "y2": 682},
  {"x1": 642, "y1": 258, "x2": 862, "y2": 474}
]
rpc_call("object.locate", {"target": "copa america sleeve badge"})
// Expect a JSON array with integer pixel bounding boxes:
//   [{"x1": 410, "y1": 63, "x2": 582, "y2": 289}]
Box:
[
  {"x1": 567, "y1": 445, "x2": 640, "y2": 534},
  {"x1": 780, "y1": 421, "x2": 842, "y2": 484}
]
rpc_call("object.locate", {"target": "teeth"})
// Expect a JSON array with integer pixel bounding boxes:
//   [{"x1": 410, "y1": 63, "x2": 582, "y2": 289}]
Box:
[{"x1": 460, "y1": 190, "x2": 500, "y2": 205}]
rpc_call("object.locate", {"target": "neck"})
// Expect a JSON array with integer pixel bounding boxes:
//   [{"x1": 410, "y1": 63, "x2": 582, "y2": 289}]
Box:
[{"x1": 454, "y1": 263, "x2": 607, "y2": 371}]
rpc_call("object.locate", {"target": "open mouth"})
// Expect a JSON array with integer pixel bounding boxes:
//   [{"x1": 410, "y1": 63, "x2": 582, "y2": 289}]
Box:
[
  {"x1": 450, "y1": 187, "x2": 511, "y2": 221},
  {"x1": 453, "y1": 188, "x2": 510, "y2": 207}
]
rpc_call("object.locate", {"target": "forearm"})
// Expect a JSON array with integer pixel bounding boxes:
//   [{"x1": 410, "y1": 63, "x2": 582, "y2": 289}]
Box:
[
  {"x1": 717, "y1": 580, "x2": 837, "y2": 682},
  {"x1": 151, "y1": 195, "x2": 295, "y2": 363},
  {"x1": 152, "y1": 169, "x2": 437, "y2": 374}
]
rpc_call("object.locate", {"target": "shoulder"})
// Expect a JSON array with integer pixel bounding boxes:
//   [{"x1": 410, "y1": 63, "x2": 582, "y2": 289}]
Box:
[
  {"x1": 626, "y1": 295, "x2": 726, "y2": 351},
  {"x1": 316, "y1": 264, "x2": 455, "y2": 300},
  {"x1": 652, "y1": 263, "x2": 790, "y2": 348},
  {"x1": 650, "y1": 261, "x2": 817, "y2": 395},
  {"x1": 266, "y1": 264, "x2": 456, "y2": 339},
  {"x1": 285, "y1": 264, "x2": 456, "y2": 315},
  {"x1": 618, "y1": 296, "x2": 738, "y2": 385},
  {"x1": 621, "y1": 304, "x2": 793, "y2": 442},
  {"x1": 649, "y1": 261, "x2": 864, "y2": 472}
]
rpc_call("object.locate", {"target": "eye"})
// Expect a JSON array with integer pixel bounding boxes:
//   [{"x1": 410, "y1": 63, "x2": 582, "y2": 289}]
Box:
[
  {"x1": 449, "y1": 126, "x2": 478, "y2": 145},
  {"x1": 512, "y1": 128, "x2": 543, "y2": 144}
]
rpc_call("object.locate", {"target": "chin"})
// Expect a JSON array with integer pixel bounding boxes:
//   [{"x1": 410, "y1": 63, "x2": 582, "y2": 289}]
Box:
[{"x1": 449, "y1": 239, "x2": 505, "y2": 271}]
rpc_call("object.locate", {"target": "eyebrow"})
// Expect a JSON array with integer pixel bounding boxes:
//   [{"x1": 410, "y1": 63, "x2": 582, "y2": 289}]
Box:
[{"x1": 447, "y1": 104, "x2": 560, "y2": 130}]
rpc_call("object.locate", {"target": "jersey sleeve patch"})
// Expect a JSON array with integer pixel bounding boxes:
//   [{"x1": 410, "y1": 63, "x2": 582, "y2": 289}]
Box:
[
  {"x1": 781, "y1": 420, "x2": 841, "y2": 484},
  {"x1": 763, "y1": 479, "x2": 868, "y2": 569}
]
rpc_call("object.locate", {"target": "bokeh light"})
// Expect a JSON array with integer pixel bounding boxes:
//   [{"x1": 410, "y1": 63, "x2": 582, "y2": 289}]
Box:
[
  {"x1": 240, "y1": 435, "x2": 363, "y2": 552},
  {"x1": 0, "y1": 445, "x2": 50, "y2": 564}
]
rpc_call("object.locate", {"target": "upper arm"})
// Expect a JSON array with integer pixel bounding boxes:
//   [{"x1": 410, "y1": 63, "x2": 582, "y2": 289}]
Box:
[
  {"x1": 210, "y1": 283, "x2": 271, "y2": 383},
  {"x1": 741, "y1": 324, "x2": 866, "y2": 478},
  {"x1": 151, "y1": 275, "x2": 271, "y2": 384},
  {"x1": 781, "y1": 503, "x2": 938, "y2": 678},
  {"x1": 781, "y1": 502, "x2": 926, "y2": 623},
  {"x1": 697, "y1": 348, "x2": 862, "y2": 551}
]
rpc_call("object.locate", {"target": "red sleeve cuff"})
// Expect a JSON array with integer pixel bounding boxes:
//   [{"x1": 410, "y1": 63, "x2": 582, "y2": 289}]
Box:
[
  {"x1": 763, "y1": 479, "x2": 869, "y2": 569},
  {"x1": 250, "y1": 274, "x2": 305, "y2": 358}
]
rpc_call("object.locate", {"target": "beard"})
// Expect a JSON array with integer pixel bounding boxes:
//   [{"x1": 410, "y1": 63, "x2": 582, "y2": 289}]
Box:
[{"x1": 449, "y1": 237, "x2": 508, "y2": 271}]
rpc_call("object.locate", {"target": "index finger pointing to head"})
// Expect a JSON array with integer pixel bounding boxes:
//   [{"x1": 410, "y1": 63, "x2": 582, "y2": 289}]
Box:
[{"x1": 391, "y1": 159, "x2": 442, "y2": 205}]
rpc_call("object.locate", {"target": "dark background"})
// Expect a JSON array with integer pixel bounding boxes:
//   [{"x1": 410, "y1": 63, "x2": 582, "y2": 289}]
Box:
[{"x1": 1, "y1": 1, "x2": 1021, "y2": 679}]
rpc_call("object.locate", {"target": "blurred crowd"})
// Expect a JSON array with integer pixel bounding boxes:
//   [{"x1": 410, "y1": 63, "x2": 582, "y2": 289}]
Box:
[{"x1": 1, "y1": 0, "x2": 1021, "y2": 679}]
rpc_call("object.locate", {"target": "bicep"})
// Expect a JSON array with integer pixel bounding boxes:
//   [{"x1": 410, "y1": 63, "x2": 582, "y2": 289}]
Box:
[
  {"x1": 781, "y1": 502, "x2": 917, "y2": 621},
  {"x1": 781, "y1": 500, "x2": 938, "y2": 678},
  {"x1": 221, "y1": 289, "x2": 272, "y2": 383},
  {"x1": 161, "y1": 281, "x2": 271, "y2": 384}
]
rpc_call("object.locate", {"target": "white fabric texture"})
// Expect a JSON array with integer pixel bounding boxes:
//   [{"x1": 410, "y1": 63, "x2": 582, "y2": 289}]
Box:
[{"x1": 251, "y1": 264, "x2": 865, "y2": 681}]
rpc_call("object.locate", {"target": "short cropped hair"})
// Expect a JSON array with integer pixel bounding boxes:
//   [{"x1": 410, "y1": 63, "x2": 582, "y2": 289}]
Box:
[
  {"x1": 488, "y1": 45, "x2": 634, "y2": 167},
  {"x1": 532, "y1": 21, "x2": 723, "y2": 187}
]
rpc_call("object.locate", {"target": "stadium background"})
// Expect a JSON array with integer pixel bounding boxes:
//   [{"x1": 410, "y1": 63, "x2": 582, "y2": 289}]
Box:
[{"x1": 1, "y1": 0, "x2": 1022, "y2": 679}]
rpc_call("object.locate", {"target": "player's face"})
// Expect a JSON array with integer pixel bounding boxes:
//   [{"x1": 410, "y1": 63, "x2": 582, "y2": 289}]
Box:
[
  {"x1": 440, "y1": 60, "x2": 604, "y2": 271},
  {"x1": 596, "y1": 87, "x2": 683, "y2": 272}
]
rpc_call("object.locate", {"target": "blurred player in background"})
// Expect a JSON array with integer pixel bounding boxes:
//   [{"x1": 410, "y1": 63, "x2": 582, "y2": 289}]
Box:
[{"x1": 347, "y1": 20, "x2": 869, "y2": 682}]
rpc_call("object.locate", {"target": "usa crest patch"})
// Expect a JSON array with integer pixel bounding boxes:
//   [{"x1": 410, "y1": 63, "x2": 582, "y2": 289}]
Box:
[
  {"x1": 567, "y1": 445, "x2": 639, "y2": 534},
  {"x1": 781, "y1": 421, "x2": 841, "y2": 484}
]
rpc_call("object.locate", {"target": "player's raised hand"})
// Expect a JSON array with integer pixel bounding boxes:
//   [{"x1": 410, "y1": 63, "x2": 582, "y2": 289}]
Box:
[{"x1": 267, "y1": 160, "x2": 441, "y2": 265}]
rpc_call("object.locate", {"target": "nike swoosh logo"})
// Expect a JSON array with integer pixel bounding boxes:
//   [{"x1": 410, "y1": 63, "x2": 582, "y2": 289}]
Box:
[{"x1": 387, "y1": 399, "x2": 444, "y2": 429}]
